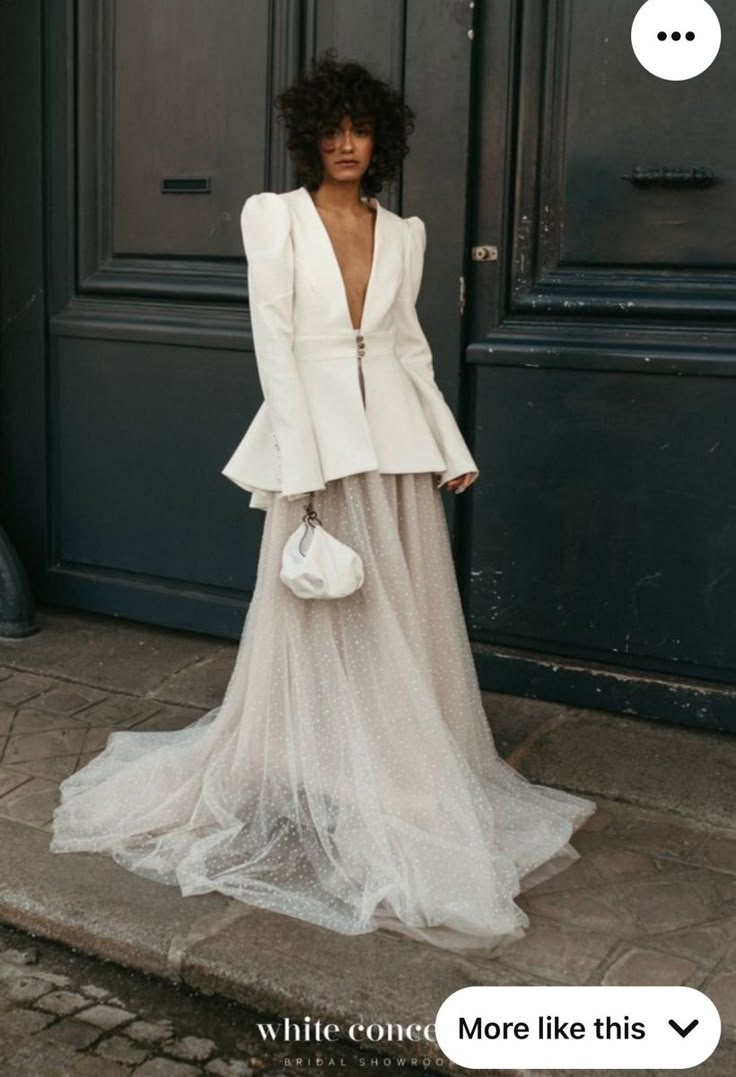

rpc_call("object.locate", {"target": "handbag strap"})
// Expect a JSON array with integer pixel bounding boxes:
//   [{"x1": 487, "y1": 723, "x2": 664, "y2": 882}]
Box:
[{"x1": 298, "y1": 491, "x2": 322, "y2": 557}]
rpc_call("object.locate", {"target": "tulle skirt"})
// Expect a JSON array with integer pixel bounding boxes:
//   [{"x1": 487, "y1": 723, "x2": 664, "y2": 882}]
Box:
[{"x1": 50, "y1": 470, "x2": 597, "y2": 953}]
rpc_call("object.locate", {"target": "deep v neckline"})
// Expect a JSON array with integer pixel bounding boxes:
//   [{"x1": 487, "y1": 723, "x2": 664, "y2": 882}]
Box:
[{"x1": 300, "y1": 185, "x2": 380, "y2": 333}]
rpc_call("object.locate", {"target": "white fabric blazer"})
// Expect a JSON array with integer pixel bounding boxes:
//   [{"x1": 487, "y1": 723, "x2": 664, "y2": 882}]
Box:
[{"x1": 221, "y1": 185, "x2": 479, "y2": 511}]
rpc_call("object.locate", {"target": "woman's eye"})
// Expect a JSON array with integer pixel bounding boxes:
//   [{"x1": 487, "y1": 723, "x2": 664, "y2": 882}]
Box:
[{"x1": 320, "y1": 126, "x2": 372, "y2": 144}]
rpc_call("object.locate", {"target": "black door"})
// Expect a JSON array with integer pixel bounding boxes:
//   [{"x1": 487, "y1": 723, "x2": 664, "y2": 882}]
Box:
[
  {"x1": 464, "y1": 0, "x2": 736, "y2": 732},
  {"x1": 1, "y1": 1, "x2": 475, "y2": 640}
]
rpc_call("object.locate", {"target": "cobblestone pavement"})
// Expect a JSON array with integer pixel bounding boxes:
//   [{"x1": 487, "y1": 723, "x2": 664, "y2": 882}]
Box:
[
  {"x1": 0, "y1": 610, "x2": 735, "y2": 1075},
  {"x1": 0, "y1": 922, "x2": 429, "y2": 1076}
]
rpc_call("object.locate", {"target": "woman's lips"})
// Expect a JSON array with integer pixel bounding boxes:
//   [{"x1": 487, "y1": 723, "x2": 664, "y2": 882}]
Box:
[{"x1": 337, "y1": 161, "x2": 358, "y2": 166}]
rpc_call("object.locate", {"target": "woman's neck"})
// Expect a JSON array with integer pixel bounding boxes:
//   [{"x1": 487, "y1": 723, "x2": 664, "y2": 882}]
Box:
[{"x1": 310, "y1": 179, "x2": 367, "y2": 214}]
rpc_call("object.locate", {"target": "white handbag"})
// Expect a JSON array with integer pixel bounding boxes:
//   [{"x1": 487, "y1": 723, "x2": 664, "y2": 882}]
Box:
[{"x1": 280, "y1": 492, "x2": 365, "y2": 600}]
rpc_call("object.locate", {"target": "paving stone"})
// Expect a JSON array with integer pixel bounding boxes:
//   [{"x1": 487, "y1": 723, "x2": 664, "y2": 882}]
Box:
[
  {"x1": 27, "y1": 684, "x2": 109, "y2": 716},
  {"x1": 94, "y1": 1033, "x2": 150, "y2": 1065},
  {"x1": 41, "y1": 1015, "x2": 104, "y2": 1049},
  {"x1": 103, "y1": 993, "x2": 127, "y2": 1007},
  {"x1": 523, "y1": 882, "x2": 643, "y2": 937},
  {"x1": 0, "y1": 946, "x2": 39, "y2": 966},
  {"x1": 6, "y1": 974, "x2": 58, "y2": 1002},
  {"x1": 163, "y1": 1033, "x2": 217, "y2": 1061},
  {"x1": 0, "y1": 707, "x2": 13, "y2": 737},
  {"x1": 702, "y1": 970, "x2": 736, "y2": 1030},
  {"x1": 0, "y1": 776, "x2": 59, "y2": 826},
  {"x1": 205, "y1": 1059, "x2": 255, "y2": 1076},
  {"x1": 82, "y1": 726, "x2": 118, "y2": 753},
  {"x1": 601, "y1": 945, "x2": 704, "y2": 986},
  {"x1": 131, "y1": 706, "x2": 206, "y2": 733},
  {"x1": 132, "y1": 1057, "x2": 202, "y2": 1076},
  {"x1": 577, "y1": 804, "x2": 619, "y2": 832},
  {"x1": 0, "y1": 1039, "x2": 130, "y2": 1076},
  {"x1": 75, "y1": 749, "x2": 103, "y2": 768},
  {"x1": 720, "y1": 923, "x2": 736, "y2": 968},
  {"x1": 514, "y1": 854, "x2": 605, "y2": 895},
  {"x1": 3, "y1": 752, "x2": 80, "y2": 781},
  {"x1": 3, "y1": 725, "x2": 87, "y2": 767},
  {"x1": 568, "y1": 827, "x2": 618, "y2": 860},
  {"x1": 3, "y1": 753, "x2": 79, "y2": 779},
  {"x1": 522, "y1": 716, "x2": 736, "y2": 829},
  {"x1": 581, "y1": 843, "x2": 684, "y2": 882},
  {"x1": 74, "y1": 1002, "x2": 137, "y2": 1029},
  {"x1": 644, "y1": 919, "x2": 734, "y2": 968},
  {"x1": 488, "y1": 919, "x2": 618, "y2": 982},
  {"x1": 126, "y1": 1019, "x2": 176, "y2": 1044},
  {"x1": 611, "y1": 817, "x2": 708, "y2": 862},
  {"x1": 695, "y1": 834, "x2": 736, "y2": 875},
  {"x1": 457, "y1": 960, "x2": 547, "y2": 987},
  {"x1": 80, "y1": 982, "x2": 112, "y2": 999},
  {"x1": 699, "y1": 1037, "x2": 736, "y2": 1077},
  {"x1": 0, "y1": 672, "x2": 56, "y2": 706},
  {"x1": 0, "y1": 608, "x2": 221, "y2": 695},
  {"x1": 151, "y1": 647, "x2": 235, "y2": 711},
  {"x1": 0, "y1": 768, "x2": 33, "y2": 799},
  {"x1": 2, "y1": 1007, "x2": 56, "y2": 1034},
  {"x1": 35, "y1": 988, "x2": 91, "y2": 1015},
  {"x1": 617, "y1": 875, "x2": 720, "y2": 932},
  {"x1": 711, "y1": 872, "x2": 736, "y2": 910},
  {"x1": 0, "y1": 962, "x2": 69, "y2": 988},
  {"x1": 80, "y1": 695, "x2": 163, "y2": 727},
  {"x1": 8, "y1": 708, "x2": 91, "y2": 735}
]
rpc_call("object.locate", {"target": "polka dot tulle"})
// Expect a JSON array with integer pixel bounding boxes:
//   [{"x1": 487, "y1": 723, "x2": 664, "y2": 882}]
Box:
[{"x1": 50, "y1": 471, "x2": 597, "y2": 953}]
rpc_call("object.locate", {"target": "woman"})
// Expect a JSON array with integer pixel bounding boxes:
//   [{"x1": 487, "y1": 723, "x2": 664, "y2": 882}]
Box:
[{"x1": 50, "y1": 51, "x2": 597, "y2": 953}]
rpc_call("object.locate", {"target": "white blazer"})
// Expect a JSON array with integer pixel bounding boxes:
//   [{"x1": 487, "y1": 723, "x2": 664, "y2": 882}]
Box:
[{"x1": 221, "y1": 186, "x2": 479, "y2": 511}]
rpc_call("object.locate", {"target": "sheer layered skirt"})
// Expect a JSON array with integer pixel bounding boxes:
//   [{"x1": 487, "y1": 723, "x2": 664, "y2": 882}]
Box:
[{"x1": 50, "y1": 470, "x2": 596, "y2": 953}]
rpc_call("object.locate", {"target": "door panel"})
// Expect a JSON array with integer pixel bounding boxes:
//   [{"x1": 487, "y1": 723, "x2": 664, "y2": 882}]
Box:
[
  {"x1": 563, "y1": 1, "x2": 734, "y2": 268},
  {"x1": 470, "y1": 364, "x2": 736, "y2": 676},
  {"x1": 467, "y1": 0, "x2": 736, "y2": 729},
  {"x1": 111, "y1": 1, "x2": 268, "y2": 260},
  {"x1": 5, "y1": 0, "x2": 473, "y2": 639}
]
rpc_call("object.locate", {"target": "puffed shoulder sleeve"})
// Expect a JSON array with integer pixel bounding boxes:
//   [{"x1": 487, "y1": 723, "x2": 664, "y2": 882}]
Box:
[
  {"x1": 404, "y1": 215, "x2": 427, "y2": 304},
  {"x1": 240, "y1": 192, "x2": 325, "y2": 500},
  {"x1": 394, "y1": 215, "x2": 479, "y2": 489}
]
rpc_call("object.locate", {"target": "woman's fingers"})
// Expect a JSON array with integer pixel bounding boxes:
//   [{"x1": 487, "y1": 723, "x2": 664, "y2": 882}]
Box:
[{"x1": 446, "y1": 473, "x2": 478, "y2": 493}]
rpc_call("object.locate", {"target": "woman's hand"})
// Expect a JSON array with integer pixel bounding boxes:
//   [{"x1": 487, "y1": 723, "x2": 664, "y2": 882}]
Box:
[{"x1": 443, "y1": 472, "x2": 478, "y2": 494}]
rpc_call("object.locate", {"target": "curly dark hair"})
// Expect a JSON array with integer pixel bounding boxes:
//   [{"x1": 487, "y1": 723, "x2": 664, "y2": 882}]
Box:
[{"x1": 274, "y1": 48, "x2": 415, "y2": 198}]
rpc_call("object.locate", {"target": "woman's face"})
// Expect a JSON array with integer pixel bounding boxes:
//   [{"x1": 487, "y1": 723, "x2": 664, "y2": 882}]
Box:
[{"x1": 317, "y1": 114, "x2": 375, "y2": 185}]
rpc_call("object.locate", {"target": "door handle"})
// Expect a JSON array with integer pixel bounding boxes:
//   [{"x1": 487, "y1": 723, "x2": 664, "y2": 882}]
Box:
[{"x1": 621, "y1": 167, "x2": 716, "y2": 188}]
